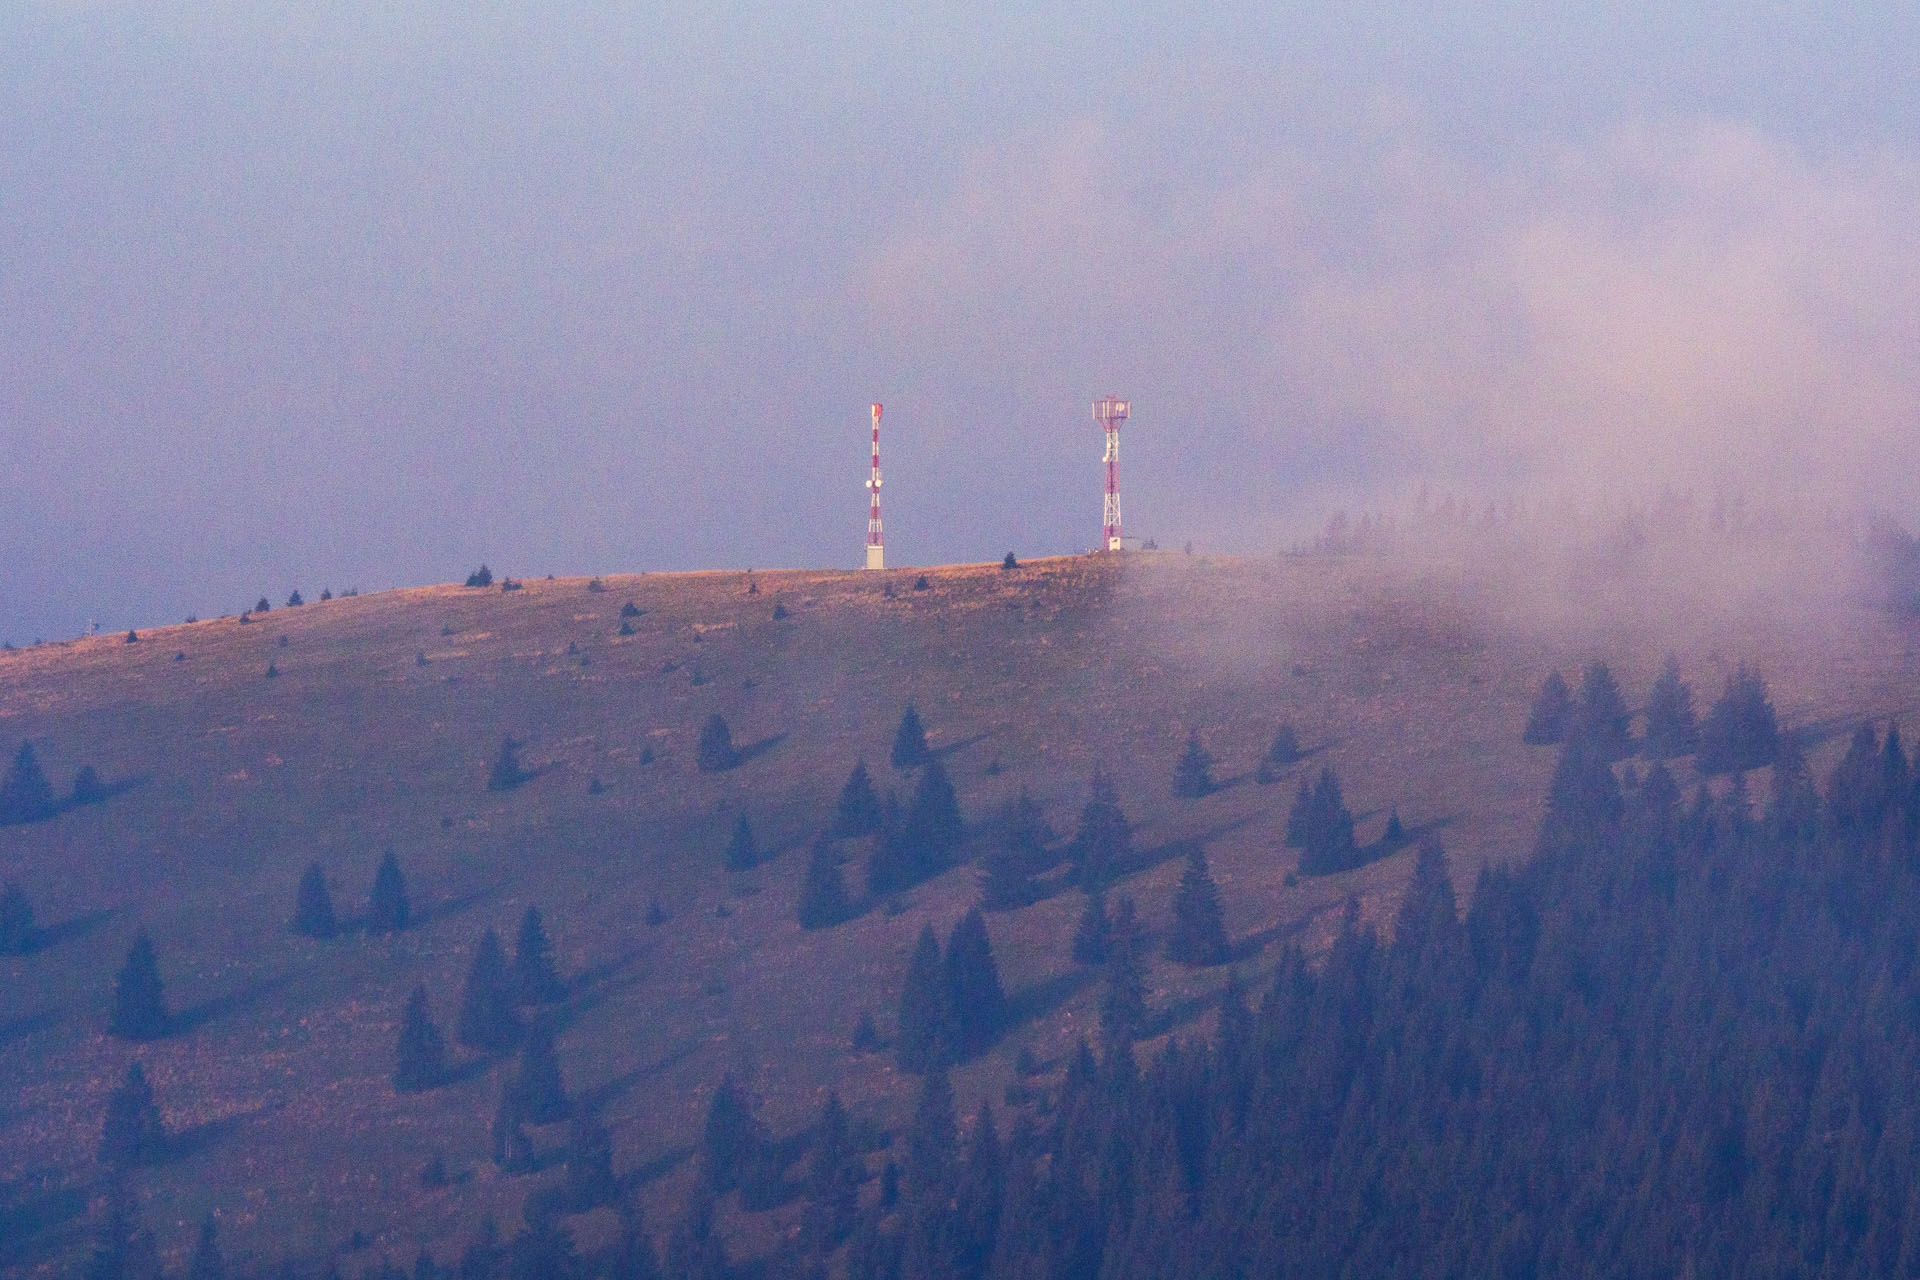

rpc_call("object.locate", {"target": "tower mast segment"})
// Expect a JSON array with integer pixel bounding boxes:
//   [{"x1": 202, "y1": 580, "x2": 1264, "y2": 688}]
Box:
[
  {"x1": 865, "y1": 403, "x2": 885, "y2": 570},
  {"x1": 1093, "y1": 395, "x2": 1130, "y2": 551}
]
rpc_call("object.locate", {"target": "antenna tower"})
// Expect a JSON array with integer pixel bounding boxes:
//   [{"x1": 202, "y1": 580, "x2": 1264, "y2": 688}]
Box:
[
  {"x1": 1093, "y1": 395, "x2": 1130, "y2": 551},
  {"x1": 865, "y1": 403, "x2": 885, "y2": 570}
]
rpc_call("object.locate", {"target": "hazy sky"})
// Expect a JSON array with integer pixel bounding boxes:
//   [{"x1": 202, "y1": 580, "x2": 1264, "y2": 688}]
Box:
[{"x1": 4, "y1": 2, "x2": 1920, "y2": 640}]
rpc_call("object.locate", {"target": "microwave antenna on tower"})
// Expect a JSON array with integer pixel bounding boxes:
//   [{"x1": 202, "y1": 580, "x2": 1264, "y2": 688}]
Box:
[
  {"x1": 1093, "y1": 395, "x2": 1130, "y2": 551},
  {"x1": 865, "y1": 403, "x2": 885, "y2": 570}
]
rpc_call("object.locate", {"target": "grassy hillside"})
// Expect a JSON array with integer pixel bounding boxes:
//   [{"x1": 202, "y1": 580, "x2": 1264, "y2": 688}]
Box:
[{"x1": 2, "y1": 547, "x2": 1915, "y2": 1274}]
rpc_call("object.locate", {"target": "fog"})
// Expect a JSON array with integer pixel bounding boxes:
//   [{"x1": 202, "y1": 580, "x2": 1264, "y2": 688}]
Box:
[{"x1": 3, "y1": 2, "x2": 1919, "y2": 640}]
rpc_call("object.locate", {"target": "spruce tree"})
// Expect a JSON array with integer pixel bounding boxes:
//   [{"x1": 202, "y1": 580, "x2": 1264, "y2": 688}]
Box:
[
  {"x1": 0, "y1": 741, "x2": 56, "y2": 824},
  {"x1": 1297, "y1": 767, "x2": 1359, "y2": 875},
  {"x1": 663, "y1": 1188, "x2": 730, "y2": 1280},
  {"x1": 71, "y1": 764, "x2": 106, "y2": 805},
  {"x1": 798, "y1": 834, "x2": 854, "y2": 930},
  {"x1": 487, "y1": 736, "x2": 528, "y2": 791},
  {"x1": 392, "y1": 984, "x2": 448, "y2": 1093},
  {"x1": 942, "y1": 908, "x2": 1006, "y2": 1056},
  {"x1": 902, "y1": 1066, "x2": 959, "y2": 1226},
  {"x1": 511, "y1": 1020, "x2": 569, "y2": 1124},
  {"x1": 1072, "y1": 889, "x2": 1111, "y2": 965},
  {"x1": 367, "y1": 849, "x2": 410, "y2": 934},
  {"x1": 1266, "y1": 724, "x2": 1302, "y2": 767},
  {"x1": 1070, "y1": 773, "x2": 1131, "y2": 891},
  {"x1": 1697, "y1": 665, "x2": 1781, "y2": 774},
  {"x1": 608, "y1": 1201, "x2": 664, "y2": 1280},
  {"x1": 1285, "y1": 777, "x2": 1312, "y2": 847},
  {"x1": 0, "y1": 880, "x2": 33, "y2": 954},
  {"x1": 512, "y1": 906, "x2": 564, "y2": 1004},
  {"x1": 834, "y1": 760, "x2": 883, "y2": 837},
  {"x1": 1098, "y1": 897, "x2": 1147, "y2": 1061},
  {"x1": 186, "y1": 1217, "x2": 225, "y2": 1280},
  {"x1": 457, "y1": 928, "x2": 521, "y2": 1052},
  {"x1": 99, "y1": 1060, "x2": 167, "y2": 1166},
  {"x1": 804, "y1": 1092, "x2": 863, "y2": 1254},
  {"x1": 1166, "y1": 848, "x2": 1229, "y2": 966},
  {"x1": 1642, "y1": 654, "x2": 1699, "y2": 759},
  {"x1": 291, "y1": 862, "x2": 336, "y2": 938},
  {"x1": 952, "y1": 1104, "x2": 1005, "y2": 1280},
  {"x1": 979, "y1": 788, "x2": 1051, "y2": 910},
  {"x1": 700, "y1": 1075, "x2": 767, "y2": 1193},
  {"x1": 723, "y1": 814, "x2": 758, "y2": 872},
  {"x1": 1523, "y1": 670, "x2": 1573, "y2": 745},
  {"x1": 897, "y1": 924, "x2": 950, "y2": 1073},
  {"x1": 892, "y1": 702, "x2": 930, "y2": 769},
  {"x1": 1172, "y1": 731, "x2": 1215, "y2": 798},
  {"x1": 563, "y1": 1114, "x2": 617, "y2": 1211},
  {"x1": 696, "y1": 715, "x2": 737, "y2": 772},
  {"x1": 110, "y1": 931, "x2": 169, "y2": 1041},
  {"x1": 84, "y1": 1181, "x2": 161, "y2": 1280},
  {"x1": 1573, "y1": 661, "x2": 1633, "y2": 759},
  {"x1": 887, "y1": 757, "x2": 963, "y2": 890}
]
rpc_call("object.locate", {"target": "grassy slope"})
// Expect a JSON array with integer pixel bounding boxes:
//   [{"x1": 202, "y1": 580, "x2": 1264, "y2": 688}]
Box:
[{"x1": 1, "y1": 548, "x2": 1915, "y2": 1273}]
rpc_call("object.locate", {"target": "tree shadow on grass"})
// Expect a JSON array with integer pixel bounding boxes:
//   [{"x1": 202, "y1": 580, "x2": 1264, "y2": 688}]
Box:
[
  {"x1": 0, "y1": 1007, "x2": 61, "y2": 1048},
  {"x1": 732, "y1": 734, "x2": 787, "y2": 766},
  {"x1": 1229, "y1": 897, "x2": 1352, "y2": 963},
  {"x1": 576, "y1": 1043, "x2": 702, "y2": 1116},
  {"x1": 619, "y1": 1144, "x2": 695, "y2": 1193},
  {"x1": 1005, "y1": 967, "x2": 1100, "y2": 1030},
  {"x1": 29, "y1": 908, "x2": 115, "y2": 953},
  {"x1": 173, "y1": 974, "x2": 292, "y2": 1035},
  {"x1": 410, "y1": 883, "x2": 503, "y2": 930},
  {"x1": 931, "y1": 731, "x2": 992, "y2": 762},
  {"x1": 1143, "y1": 986, "x2": 1227, "y2": 1040},
  {"x1": 169, "y1": 1106, "x2": 266, "y2": 1162},
  {"x1": 0, "y1": 1175, "x2": 92, "y2": 1272}
]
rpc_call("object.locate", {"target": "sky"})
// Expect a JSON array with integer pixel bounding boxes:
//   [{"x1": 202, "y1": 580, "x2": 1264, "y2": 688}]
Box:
[{"x1": 3, "y1": 2, "x2": 1920, "y2": 641}]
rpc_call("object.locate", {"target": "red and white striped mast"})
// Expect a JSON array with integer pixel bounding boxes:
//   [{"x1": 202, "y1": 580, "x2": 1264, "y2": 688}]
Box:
[
  {"x1": 1094, "y1": 395, "x2": 1130, "y2": 551},
  {"x1": 865, "y1": 403, "x2": 885, "y2": 570}
]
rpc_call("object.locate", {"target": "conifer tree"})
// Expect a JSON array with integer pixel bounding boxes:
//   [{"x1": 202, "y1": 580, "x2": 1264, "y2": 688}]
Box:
[
  {"x1": 487, "y1": 735, "x2": 528, "y2": 791},
  {"x1": 1072, "y1": 888, "x2": 1111, "y2": 965},
  {"x1": 1828, "y1": 722, "x2": 1884, "y2": 835},
  {"x1": 834, "y1": 760, "x2": 883, "y2": 837},
  {"x1": 185, "y1": 1217, "x2": 225, "y2": 1280},
  {"x1": 608, "y1": 1201, "x2": 664, "y2": 1280},
  {"x1": 897, "y1": 924, "x2": 950, "y2": 1073},
  {"x1": 952, "y1": 1104, "x2": 1004, "y2": 1280},
  {"x1": 292, "y1": 862, "x2": 336, "y2": 938},
  {"x1": 1697, "y1": 664, "x2": 1781, "y2": 774},
  {"x1": 563, "y1": 1113, "x2": 618, "y2": 1212},
  {"x1": 1070, "y1": 772, "x2": 1131, "y2": 891},
  {"x1": 1573, "y1": 662, "x2": 1633, "y2": 759},
  {"x1": 512, "y1": 906, "x2": 565, "y2": 1004},
  {"x1": 1297, "y1": 767, "x2": 1359, "y2": 875},
  {"x1": 979, "y1": 788, "x2": 1051, "y2": 910},
  {"x1": 367, "y1": 849, "x2": 410, "y2": 934},
  {"x1": 393, "y1": 984, "x2": 448, "y2": 1093},
  {"x1": 1267, "y1": 723, "x2": 1302, "y2": 767},
  {"x1": 723, "y1": 814, "x2": 758, "y2": 872},
  {"x1": 663, "y1": 1187, "x2": 730, "y2": 1280},
  {"x1": 1537, "y1": 738, "x2": 1626, "y2": 859},
  {"x1": 942, "y1": 909, "x2": 1006, "y2": 1056},
  {"x1": 893, "y1": 757, "x2": 962, "y2": 883},
  {"x1": 1172, "y1": 731, "x2": 1216, "y2": 798},
  {"x1": 1099, "y1": 897, "x2": 1147, "y2": 1062},
  {"x1": 803, "y1": 1092, "x2": 863, "y2": 1254},
  {"x1": 797, "y1": 834, "x2": 854, "y2": 930},
  {"x1": 902, "y1": 1067, "x2": 959, "y2": 1242},
  {"x1": 84, "y1": 1181, "x2": 161, "y2": 1280},
  {"x1": 0, "y1": 880, "x2": 33, "y2": 954},
  {"x1": 110, "y1": 931, "x2": 169, "y2": 1041},
  {"x1": 695, "y1": 715, "x2": 737, "y2": 772},
  {"x1": 1285, "y1": 777, "x2": 1312, "y2": 847},
  {"x1": 1642, "y1": 654, "x2": 1699, "y2": 759},
  {"x1": 1523, "y1": 670, "x2": 1573, "y2": 745},
  {"x1": 99, "y1": 1061, "x2": 167, "y2": 1166},
  {"x1": 892, "y1": 702, "x2": 931, "y2": 769},
  {"x1": 0, "y1": 741, "x2": 56, "y2": 824},
  {"x1": 700, "y1": 1075, "x2": 767, "y2": 1193},
  {"x1": 1167, "y1": 848, "x2": 1230, "y2": 966},
  {"x1": 511, "y1": 1021, "x2": 569, "y2": 1124},
  {"x1": 457, "y1": 928, "x2": 521, "y2": 1052},
  {"x1": 71, "y1": 764, "x2": 106, "y2": 805}
]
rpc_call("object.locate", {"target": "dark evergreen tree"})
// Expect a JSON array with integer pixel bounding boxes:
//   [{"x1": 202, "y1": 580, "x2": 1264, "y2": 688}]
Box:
[
  {"x1": 978, "y1": 788, "x2": 1051, "y2": 910},
  {"x1": 563, "y1": 1114, "x2": 617, "y2": 1211},
  {"x1": 99, "y1": 1061, "x2": 167, "y2": 1166},
  {"x1": 1296, "y1": 766, "x2": 1359, "y2": 875},
  {"x1": 899, "y1": 1067, "x2": 959, "y2": 1275},
  {"x1": 873, "y1": 756, "x2": 962, "y2": 891},
  {"x1": 367, "y1": 849, "x2": 410, "y2": 934},
  {"x1": 897, "y1": 924, "x2": 950, "y2": 1073},
  {"x1": 110, "y1": 931, "x2": 169, "y2": 1041},
  {"x1": 1383, "y1": 807, "x2": 1406, "y2": 845},
  {"x1": 700, "y1": 1075, "x2": 767, "y2": 1193},
  {"x1": 0, "y1": 880, "x2": 33, "y2": 953},
  {"x1": 185, "y1": 1216, "x2": 225, "y2": 1280},
  {"x1": 1284, "y1": 777, "x2": 1312, "y2": 847},
  {"x1": 509, "y1": 1021, "x2": 569, "y2": 1125},
  {"x1": 1172, "y1": 731, "x2": 1216, "y2": 798},
  {"x1": 1070, "y1": 772, "x2": 1131, "y2": 891},
  {"x1": 942, "y1": 908, "x2": 1006, "y2": 1056},
  {"x1": 488, "y1": 736, "x2": 529, "y2": 791},
  {"x1": 695, "y1": 715, "x2": 737, "y2": 772},
  {"x1": 512, "y1": 906, "x2": 564, "y2": 1004},
  {"x1": 507, "y1": 1213, "x2": 583, "y2": 1280},
  {"x1": 607, "y1": 1201, "x2": 664, "y2": 1280},
  {"x1": 1166, "y1": 848, "x2": 1229, "y2": 966},
  {"x1": 0, "y1": 740, "x2": 56, "y2": 824},
  {"x1": 1572, "y1": 661, "x2": 1633, "y2": 758},
  {"x1": 83, "y1": 1182, "x2": 161, "y2": 1280},
  {"x1": 466, "y1": 565, "x2": 493, "y2": 588},
  {"x1": 951, "y1": 1104, "x2": 1004, "y2": 1280},
  {"x1": 797, "y1": 834, "x2": 854, "y2": 930},
  {"x1": 834, "y1": 760, "x2": 883, "y2": 837},
  {"x1": 891, "y1": 702, "x2": 930, "y2": 769},
  {"x1": 803, "y1": 1092, "x2": 863, "y2": 1254},
  {"x1": 1099, "y1": 897, "x2": 1146, "y2": 1062},
  {"x1": 292, "y1": 862, "x2": 337, "y2": 938},
  {"x1": 723, "y1": 814, "x2": 758, "y2": 872},
  {"x1": 71, "y1": 764, "x2": 106, "y2": 804},
  {"x1": 1828, "y1": 721, "x2": 1885, "y2": 835},
  {"x1": 1267, "y1": 723, "x2": 1302, "y2": 766},
  {"x1": 1642, "y1": 654, "x2": 1699, "y2": 758},
  {"x1": 1001, "y1": 552, "x2": 1018, "y2": 570},
  {"x1": 1072, "y1": 889, "x2": 1111, "y2": 966},
  {"x1": 1697, "y1": 664, "x2": 1781, "y2": 774},
  {"x1": 457, "y1": 928, "x2": 521, "y2": 1052},
  {"x1": 1522, "y1": 670, "x2": 1573, "y2": 745},
  {"x1": 662, "y1": 1188, "x2": 729, "y2": 1280},
  {"x1": 393, "y1": 984, "x2": 448, "y2": 1093}
]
